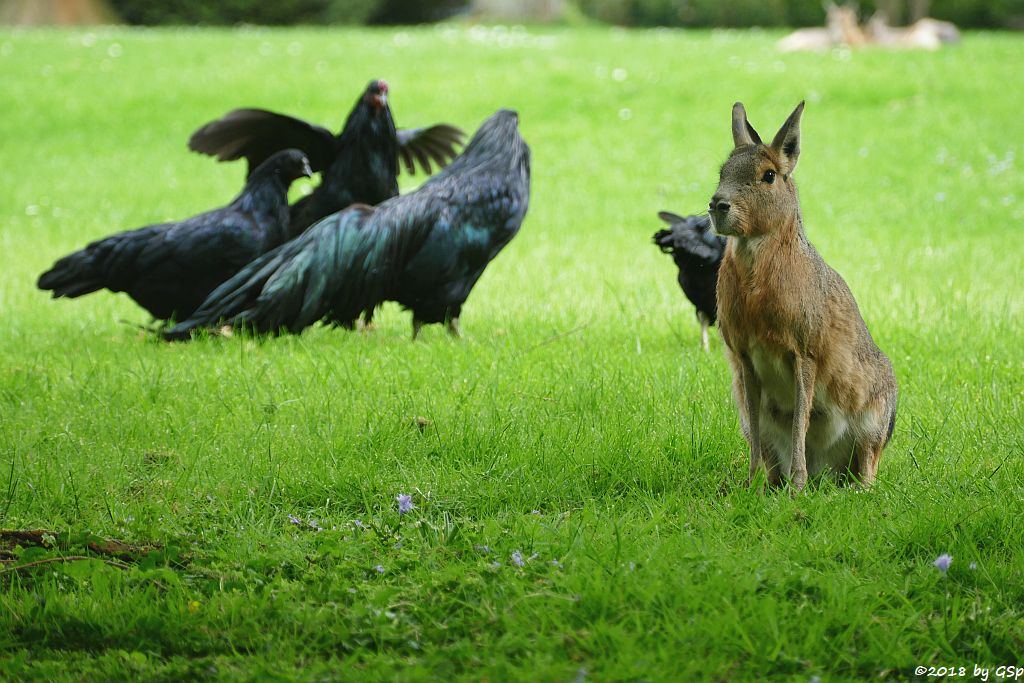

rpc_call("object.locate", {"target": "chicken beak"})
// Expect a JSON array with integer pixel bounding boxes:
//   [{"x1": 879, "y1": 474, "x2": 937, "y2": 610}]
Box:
[{"x1": 301, "y1": 159, "x2": 313, "y2": 178}]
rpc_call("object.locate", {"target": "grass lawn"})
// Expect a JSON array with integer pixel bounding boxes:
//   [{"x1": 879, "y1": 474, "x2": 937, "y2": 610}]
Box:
[{"x1": 0, "y1": 24, "x2": 1022, "y2": 681}]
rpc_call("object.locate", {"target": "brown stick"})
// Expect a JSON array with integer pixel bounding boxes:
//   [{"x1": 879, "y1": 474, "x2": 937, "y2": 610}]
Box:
[
  {"x1": 0, "y1": 555, "x2": 131, "y2": 575},
  {"x1": 1, "y1": 529, "x2": 159, "y2": 559}
]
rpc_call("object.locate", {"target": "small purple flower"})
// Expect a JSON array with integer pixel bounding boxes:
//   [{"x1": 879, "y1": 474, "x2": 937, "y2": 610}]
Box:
[
  {"x1": 511, "y1": 550, "x2": 525, "y2": 567},
  {"x1": 474, "y1": 544, "x2": 491, "y2": 555},
  {"x1": 396, "y1": 493, "x2": 415, "y2": 515},
  {"x1": 308, "y1": 518, "x2": 322, "y2": 531},
  {"x1": 489, "y1": 561, "x2": 502, "y2": 569},
  {"x1": 353, "y1": 519, "x2": 366, "y2": 529},
  {"x1": 374, "y1": 565, "x2": 385, "y2": 574},
  {"x1": 288, "y1": 514, "x2": 302, "y2": 526},
  {"x1": 933, "y1": 553, "x2": 953, "y2": 573},
  {"x1": 550, "y1": 559, "x2": 562, "y2": 568}
]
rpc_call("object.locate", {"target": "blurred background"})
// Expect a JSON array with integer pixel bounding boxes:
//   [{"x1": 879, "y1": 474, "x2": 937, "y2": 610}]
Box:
[{"x1": 2, "y1": 0, "x2": 1021, "y2": 29}]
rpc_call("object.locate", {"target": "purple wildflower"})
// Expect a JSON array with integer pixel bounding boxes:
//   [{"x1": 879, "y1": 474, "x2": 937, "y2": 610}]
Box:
[
  {"x1": 374, "y1": 565, "x2": 385, "y2": 574},
  {"x1": 396, "y1": 493, "x2": 415, "y2": 515},
  {"x1": 288, "y1": 514, "x2": 302, "y2": 526},
  {"x1": 933, "y1": 553, "x2": 953, "y2": 573},
  {"x1": 353, "y1": 519, "x2": 366, "y2": 529},
  {"x1": 511, "y1": 550, "x2": 525, "y2": 567},
  {"x1": 474, "y1": 544, "x2": 491, "y2": 555}
]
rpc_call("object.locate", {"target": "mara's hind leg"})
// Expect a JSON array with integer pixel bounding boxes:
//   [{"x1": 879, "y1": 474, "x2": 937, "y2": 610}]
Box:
[
  {"x1": 850, "y1": 402, "x2": 894, "y2": 487},
  {"x1": 853, "y1": 439, "x2": 885, "y2": 488},
  {"x1": 763, "y1": 447, "x2": 784, "y2": 488},
  {"x1": 749, "y1": 449, "x2": 784, "y2": 489}
]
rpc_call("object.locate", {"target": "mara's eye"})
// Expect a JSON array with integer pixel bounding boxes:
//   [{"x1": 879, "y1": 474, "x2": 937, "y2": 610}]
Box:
[{"x1": 762, "y1": 169, "x2": 776, "y2": 184}]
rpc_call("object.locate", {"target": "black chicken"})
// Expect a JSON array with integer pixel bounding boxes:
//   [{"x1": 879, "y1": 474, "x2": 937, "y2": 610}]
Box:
[
  {"x1": 653, "y1": 211, "x2": 726, "y2": 351},
  {"x1": 188, "y1": 79, "x2": 465, "y2": 237},
  {"x1": 165, "y1": 109, "x2": 530, "y2": 341},
  {"x1": 38, "y1": 149, "x2": 313, "y2": 322}
]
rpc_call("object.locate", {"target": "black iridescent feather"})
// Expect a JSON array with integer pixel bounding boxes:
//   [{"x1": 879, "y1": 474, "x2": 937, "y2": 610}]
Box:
[
  {"x1": 166, "y1": 110, "x2": 529, "y2": 340},
  {"x1": 37, "y1": 150, "x2": 312, "y2": 322},
  {"x1": 188, "y1": 80, "x2": 465, "y2": 237}
]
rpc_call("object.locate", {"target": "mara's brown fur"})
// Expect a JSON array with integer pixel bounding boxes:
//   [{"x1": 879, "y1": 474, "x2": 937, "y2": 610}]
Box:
[{"x1": 710, "y1": 101, "x2": 897, "y2": 491}]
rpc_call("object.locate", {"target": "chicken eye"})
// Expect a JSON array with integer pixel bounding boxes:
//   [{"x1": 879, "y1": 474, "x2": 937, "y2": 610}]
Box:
[{"x1": 762, "y1": 170, "x2": 776, "y2": 184}]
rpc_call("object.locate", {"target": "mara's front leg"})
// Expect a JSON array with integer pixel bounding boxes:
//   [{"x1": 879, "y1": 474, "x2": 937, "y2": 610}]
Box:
[
  {"x1": 790, "y1": 353, "x2": 817, "y2": 492},
  {"x1": 740, "y1": 354, "x2": 766, "y2": 486}
]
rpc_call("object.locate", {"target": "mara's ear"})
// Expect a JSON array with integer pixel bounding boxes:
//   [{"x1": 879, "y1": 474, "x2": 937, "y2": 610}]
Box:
[
  {"x1": 770, "y1": 101, "x2": 804, "y2": 174},
  {"x1": 732, "y1": 102, "x2": 762, "y2": 148}
]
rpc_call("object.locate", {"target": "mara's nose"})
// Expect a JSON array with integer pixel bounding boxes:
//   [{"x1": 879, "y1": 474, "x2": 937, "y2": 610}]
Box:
[{"x1": 710, "y1": 196, "x2": 730, "y2": 213}]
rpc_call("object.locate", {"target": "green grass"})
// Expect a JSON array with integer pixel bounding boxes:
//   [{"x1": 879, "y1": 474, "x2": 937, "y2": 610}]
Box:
[{"x1": 1, "y1": 24, "x2": 1023, "y2": 681}]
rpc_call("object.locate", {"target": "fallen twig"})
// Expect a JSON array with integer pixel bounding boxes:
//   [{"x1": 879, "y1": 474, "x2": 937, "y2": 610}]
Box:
[
  {"x1": 0, "y1": 555, "x2": 131, "y2": 575},
  {"x1": 1, "y1": 529, "x2": 160, "y2": 560}
]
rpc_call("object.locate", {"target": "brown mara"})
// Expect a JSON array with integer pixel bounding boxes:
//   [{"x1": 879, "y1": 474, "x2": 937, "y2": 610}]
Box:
[{"x1": 709, "y1": 101, "x2": 898, "y2": 492}]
